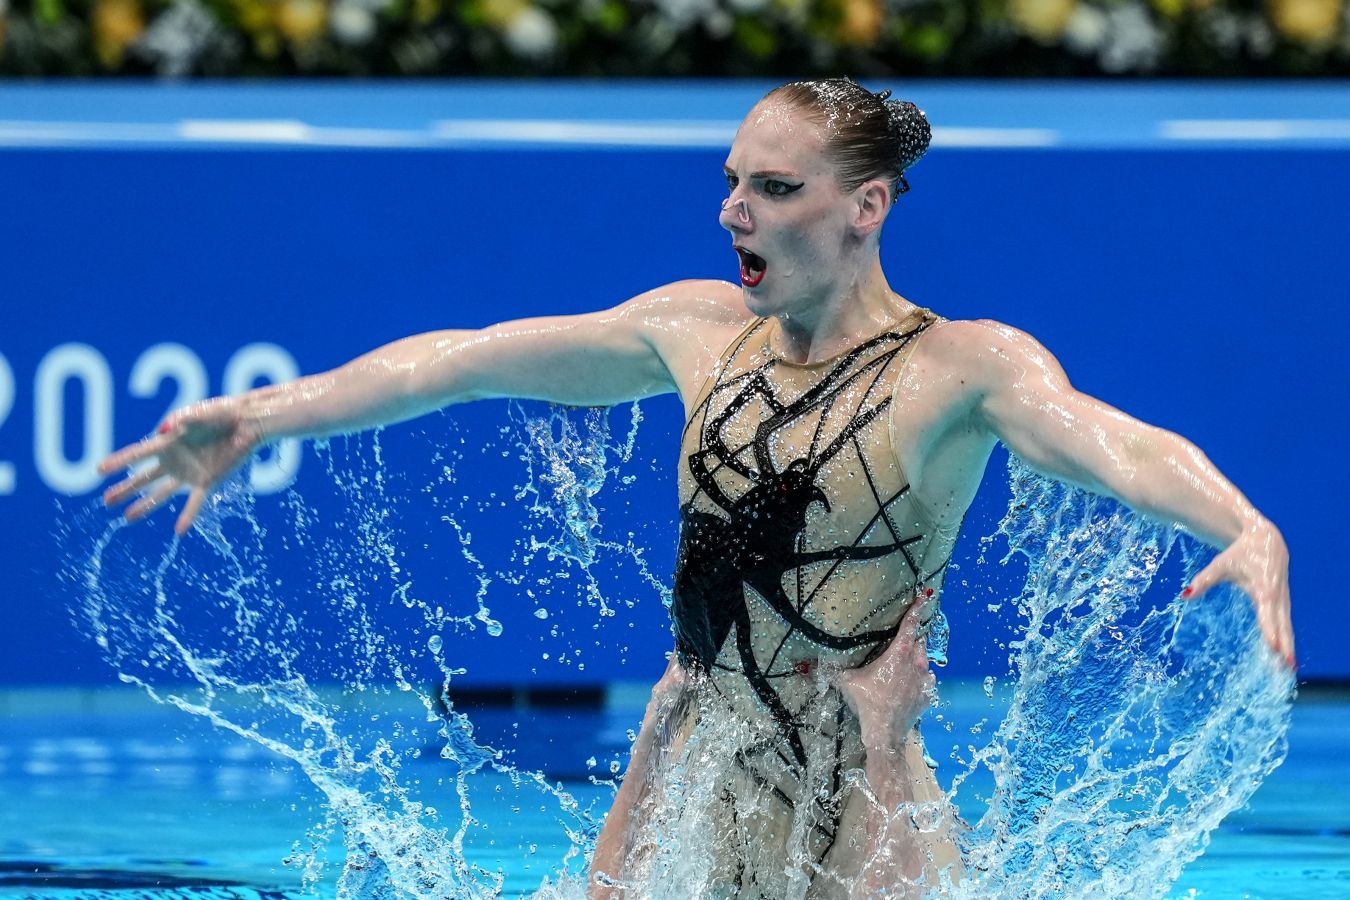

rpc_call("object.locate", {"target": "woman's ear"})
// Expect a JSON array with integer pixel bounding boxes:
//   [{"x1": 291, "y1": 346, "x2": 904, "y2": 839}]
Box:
[{"x1": 854, "y1": 179, "x2": 892, "y2": 237}]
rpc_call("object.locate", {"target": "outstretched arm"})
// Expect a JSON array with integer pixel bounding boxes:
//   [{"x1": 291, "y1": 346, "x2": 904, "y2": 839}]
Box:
[
  {"x1": 99, "y1": 280, "x2": 744, "y2": 534},
  {"x1": 960, "y1": 320, "x2": 1293, "y2": 666}
]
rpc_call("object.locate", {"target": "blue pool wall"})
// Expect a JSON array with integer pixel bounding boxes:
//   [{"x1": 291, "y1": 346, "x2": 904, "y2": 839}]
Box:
[{"x1": 1, "y1": 82, "x2": 1346, "y2": 686}]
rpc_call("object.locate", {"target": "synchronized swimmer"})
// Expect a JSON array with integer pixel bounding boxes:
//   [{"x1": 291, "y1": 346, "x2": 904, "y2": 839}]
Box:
[{"x1": 99, "y1": 77, "x2": 1294, "y2": 899}]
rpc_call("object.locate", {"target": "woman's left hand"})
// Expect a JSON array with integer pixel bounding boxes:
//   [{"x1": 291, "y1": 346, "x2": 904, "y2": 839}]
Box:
[
  {"x1": 832, "y1": 593, "x2": 937, "y2": 759},
  {"x1": 1184, "y1": 518, "x2": 1294, "y2": 669}
]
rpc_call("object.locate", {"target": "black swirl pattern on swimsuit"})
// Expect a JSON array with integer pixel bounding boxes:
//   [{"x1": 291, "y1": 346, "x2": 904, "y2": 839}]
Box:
[{"x1": 672, "y1": 315, "x2": 947, "y2": 778}]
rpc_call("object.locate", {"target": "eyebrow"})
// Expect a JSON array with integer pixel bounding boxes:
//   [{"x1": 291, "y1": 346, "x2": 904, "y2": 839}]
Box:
[{"x1": 723, "y1": 166, "x2": 802, "y2": 179}]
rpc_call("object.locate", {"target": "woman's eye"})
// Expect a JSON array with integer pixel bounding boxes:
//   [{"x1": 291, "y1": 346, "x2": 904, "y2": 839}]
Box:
[
  {"x1": 724, "y1": 174, "x2": 738, "y2": 191},
  {"x1": 763, "y1": 180, "x2": 802, "y2": 196}
]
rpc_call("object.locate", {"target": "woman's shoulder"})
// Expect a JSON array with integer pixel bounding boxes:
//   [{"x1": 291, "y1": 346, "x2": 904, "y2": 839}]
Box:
[
  {"x1": 618, "y1": 280, "x2": 756, "y2": 396},
  {"x1": 920, "y1": 316, "x2": 1046, "y2": 357},
  {"x1": 625, "y1": 279, "x2": 755, "y2": 341},
  {"x1": 913, "y1": 317, "x2": 1061, "y2": 382},
  {"x1": 661, "y1": 279, "x2": 755, "y2": 323},
  {"x1": 924, "y1": 315, "x2": 1022, "y2": 339}
]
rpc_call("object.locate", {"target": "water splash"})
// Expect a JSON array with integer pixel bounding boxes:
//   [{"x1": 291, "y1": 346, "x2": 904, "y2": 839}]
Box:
[
  {"x1": 946, "y1": 458, "x2": 1294, "y2": 899},
  {"x1": 68, "y1": 412, "x2": 1292, "y2": 899},
  {"x1": 74, "y1": 507, "x2": 515, "y2": 898},
  {"x1": 509, "y1": 401, "x2": 667, "y2": 619},
  {"x1": 67, "y1": 405, "x2": 658, "y2": 899}
]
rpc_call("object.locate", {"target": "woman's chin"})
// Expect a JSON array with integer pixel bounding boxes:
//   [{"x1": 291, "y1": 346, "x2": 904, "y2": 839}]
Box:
[{"x1": 740, "y1": 286, "x2": 777, "y2": 317}]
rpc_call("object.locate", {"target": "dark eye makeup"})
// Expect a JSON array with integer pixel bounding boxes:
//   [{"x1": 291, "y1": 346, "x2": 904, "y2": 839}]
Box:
[
  {"x1": 763, "y1": 179, "x2": 804, "y2": 196},
  {"x1": 723, "y1": 170, "x2": 804, "y2": 198}
]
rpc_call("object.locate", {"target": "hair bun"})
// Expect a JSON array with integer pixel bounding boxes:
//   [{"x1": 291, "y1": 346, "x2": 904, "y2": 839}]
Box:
[{"x1": 885, "y1": 98, "x2": 931, "y2": 174}]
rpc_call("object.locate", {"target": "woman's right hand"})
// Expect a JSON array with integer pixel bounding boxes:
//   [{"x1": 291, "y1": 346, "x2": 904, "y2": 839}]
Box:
[
  {"x1": 98, "y1": 396, "x2": 264, "y2": 535},
  {"x1": 832, "y1": 592, "x2": 937, "y2": 759}
]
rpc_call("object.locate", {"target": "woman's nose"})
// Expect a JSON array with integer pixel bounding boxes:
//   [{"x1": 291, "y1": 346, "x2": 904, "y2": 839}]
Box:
[{"x1": 719, "y1": 196, "x2": 752, "y2": 231}]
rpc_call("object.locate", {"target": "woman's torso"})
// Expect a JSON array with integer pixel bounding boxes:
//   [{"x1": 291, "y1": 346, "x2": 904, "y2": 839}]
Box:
[
  {"x1": 672, "y1": 307, "x2": 954, "y2": 700},
  {"x1": 641, "y1": 306, "x2": 962, "y2": 897}
]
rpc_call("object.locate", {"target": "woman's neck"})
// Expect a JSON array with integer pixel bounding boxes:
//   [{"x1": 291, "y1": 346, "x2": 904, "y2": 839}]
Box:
[{"x1": 773, "y1": 258, "x2": 917, "y2": 364}]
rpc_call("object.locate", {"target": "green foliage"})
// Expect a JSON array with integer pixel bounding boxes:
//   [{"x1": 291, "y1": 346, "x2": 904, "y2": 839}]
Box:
[{"x1": 2, "y1": 0, "x2": 1348, "y2": 76}]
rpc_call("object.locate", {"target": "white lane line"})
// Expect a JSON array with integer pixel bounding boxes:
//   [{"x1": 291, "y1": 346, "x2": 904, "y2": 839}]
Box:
[
  {"x1": 931, "y1": 126, "x2": 1059, "y2": 148},
  {"x1": 1161, "y1": 119, "x2": 1350, "y2": 141},
  {"x1": 27, "y1": 118, "x2": 1350, "y2": 149},
  {"x1": 431, "y1": 120, "x2": 1061, "y2": 148},
  {"x1": 178, "y1": 120, "x2": 434, "y2": 147},
  {"x1": 0, "y1": 120, "x2": 178, "y2": 145},
  {"x1": 178, "y1": 119, "x2": 312, "y2": 142},
  {"x1": 0, "y1": 118, "x2": 1062, "y2": 149},
  {"x1": 431, "y1": 119, "x2": 738, "y2": 147},
  {"x1": 0, "y1": 119, "x2": 433, "y2": 147},
  {"x1": 300, "y1": 126, "x2": 438, "y2": 147}
]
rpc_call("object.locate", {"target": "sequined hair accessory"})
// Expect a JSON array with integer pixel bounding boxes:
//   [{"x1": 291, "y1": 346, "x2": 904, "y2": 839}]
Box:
[{"x1": 873, "y1": 88, "x2": 930, "y2": 196}]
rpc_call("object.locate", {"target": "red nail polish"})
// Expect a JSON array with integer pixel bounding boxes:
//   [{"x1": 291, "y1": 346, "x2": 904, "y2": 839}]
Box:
[
  {"x1": 1180, "y1": 586, "x2": 1193, "y2": 598},
  {"x1": 925, "y1": 587, "x2": 934, "y2": 597},
  {"x1": 158, "y1": 421, "x2": 171, "y2": 434},
  {"x1": 794, "y1": 660, "x2": 812, "y2": 675}
]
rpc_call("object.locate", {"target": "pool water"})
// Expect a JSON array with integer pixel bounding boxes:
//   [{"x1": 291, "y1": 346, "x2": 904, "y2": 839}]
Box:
[{"x1": 1, "y1": 684, "x2": 1345, "y2": 899}]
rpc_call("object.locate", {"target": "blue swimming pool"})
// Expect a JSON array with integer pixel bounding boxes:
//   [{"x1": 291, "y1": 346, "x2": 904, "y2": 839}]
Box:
[
  {"x1": 2, "y1": 81, "x2": 1344, "y2": 899},
  {"x1": 2, "y1": 683, "x2": 1345, "y2": 899}
]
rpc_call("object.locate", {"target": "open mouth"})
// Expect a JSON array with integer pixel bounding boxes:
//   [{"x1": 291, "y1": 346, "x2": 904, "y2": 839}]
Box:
[{"x1": 735, "y1": 246, "x2": 766, "y2": 288}]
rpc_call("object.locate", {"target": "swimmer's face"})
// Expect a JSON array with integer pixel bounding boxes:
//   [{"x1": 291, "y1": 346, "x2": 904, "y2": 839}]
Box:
[{"x1": 719, "y1": 100, "x2": 866, "y2": 318}]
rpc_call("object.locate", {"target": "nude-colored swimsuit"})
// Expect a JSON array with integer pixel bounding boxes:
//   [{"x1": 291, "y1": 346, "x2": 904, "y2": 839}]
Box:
[{"x1": 663, "y1": 307, "x2": 959, "y2": 897}]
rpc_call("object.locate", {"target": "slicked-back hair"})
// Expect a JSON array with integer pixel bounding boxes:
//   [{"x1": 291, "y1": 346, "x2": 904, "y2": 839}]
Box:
[{"x1": 767, "y1": 78, "x2": 931, "y2": 201}]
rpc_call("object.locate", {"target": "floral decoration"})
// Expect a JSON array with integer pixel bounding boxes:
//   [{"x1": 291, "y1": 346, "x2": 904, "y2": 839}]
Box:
[{"x1": 2, "y1": 0, "x2": 1348, "y2": 76}]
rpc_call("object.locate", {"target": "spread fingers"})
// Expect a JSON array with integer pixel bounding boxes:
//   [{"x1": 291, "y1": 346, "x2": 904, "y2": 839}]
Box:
[
  {"x1": 98, "y1": 432, "x2": 174, "y2": 476},
  {"x1": 103, "y1": 464, "x2": 165, "y2": 508},
  {"x1": 174, "y1": 489, "x2": 208, "y2": 536},
  {"x1": 124, "y1": 478, "x2": 182, "y2": 522}
]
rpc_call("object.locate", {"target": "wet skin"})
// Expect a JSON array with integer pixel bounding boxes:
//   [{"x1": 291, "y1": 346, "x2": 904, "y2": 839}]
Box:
[{"x1": 100, "y1": 98, "x2": 1294, "y2": 899}]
